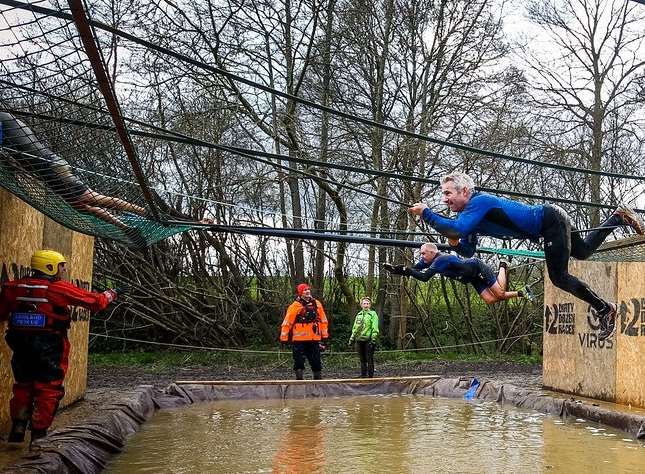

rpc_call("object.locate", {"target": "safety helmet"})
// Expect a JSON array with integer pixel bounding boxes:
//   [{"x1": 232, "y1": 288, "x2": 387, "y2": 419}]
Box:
[
  {"x1": 31, "y1": 249, "x2": 67, "y2": 276},
  {"x1": 296, "y1": 283, "x2": 311, "y2": 296}
]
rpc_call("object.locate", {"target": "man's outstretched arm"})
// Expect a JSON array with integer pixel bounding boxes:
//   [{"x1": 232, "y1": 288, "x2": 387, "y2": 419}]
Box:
[
  {"x1": 420, "y1": 206, "x2": 483, "y2": 238},
  {"x1": 449, "y1": 234, "x2": 478, "y2": 258},
  {"x1": 384, "y1": 263, "x2": 436, "y2": 282},
  {"x1": 405, "y1": 267, "x2": 436, "y2": 282},
  {"x1": 409, "y1": 198, "x2": 493, "y2": 238}
]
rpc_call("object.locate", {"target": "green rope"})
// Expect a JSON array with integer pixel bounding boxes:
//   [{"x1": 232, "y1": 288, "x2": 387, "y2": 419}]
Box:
[{"x1": 479, "y1": 247, "x2": 545, "y2": 259}]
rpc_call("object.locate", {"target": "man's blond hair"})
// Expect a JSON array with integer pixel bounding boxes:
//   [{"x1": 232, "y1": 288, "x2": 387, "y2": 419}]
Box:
[{"x1": 441, "y1": 172, "x2": 475, "y2": 193}]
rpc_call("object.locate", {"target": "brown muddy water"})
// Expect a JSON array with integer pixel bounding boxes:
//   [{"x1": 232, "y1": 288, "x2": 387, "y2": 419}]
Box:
[{"x1": 105, "y1": 395, "x2": 645, "y2": 474}]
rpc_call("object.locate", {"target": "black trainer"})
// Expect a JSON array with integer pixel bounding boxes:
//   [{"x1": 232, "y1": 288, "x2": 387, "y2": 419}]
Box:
[{"x1": 598, "y1": 303, "x2": 617, "y2": 341}]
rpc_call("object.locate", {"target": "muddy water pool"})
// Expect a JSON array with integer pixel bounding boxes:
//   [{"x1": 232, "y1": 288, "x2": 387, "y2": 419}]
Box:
[{"x1": 106, "y1": 395, "x2": 645, "y2": 473}]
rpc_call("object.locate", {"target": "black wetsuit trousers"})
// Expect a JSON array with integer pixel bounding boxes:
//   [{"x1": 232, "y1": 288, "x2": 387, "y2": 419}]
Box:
[
  {"x1": 541, "y1": 205, "x2": 621, "y2": 312},
  {"x1": 356, "y1": 341, "x2": 375, "y2": 377},
  {"x1": 292, "y1": 341, "x2": 322, "y2": 372}
]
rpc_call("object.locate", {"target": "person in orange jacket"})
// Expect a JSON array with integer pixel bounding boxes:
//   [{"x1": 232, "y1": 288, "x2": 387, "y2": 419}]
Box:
[
  {"x1": 280, "y1": 283, "x2": 329, "y2": 380},
  {"x1": 272, "y1": 404, "x2": 326, "y2": 473},
  {"x1": 0, "y1": 249, "x2": 126, "y2": 445}
]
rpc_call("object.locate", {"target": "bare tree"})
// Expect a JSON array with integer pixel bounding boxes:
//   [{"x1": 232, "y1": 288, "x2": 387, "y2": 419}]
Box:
[{"x1": 522, "y1": 0, "x2": 645, "y2": 225}]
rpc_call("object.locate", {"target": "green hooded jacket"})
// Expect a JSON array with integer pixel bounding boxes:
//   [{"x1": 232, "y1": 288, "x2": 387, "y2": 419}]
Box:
[{"x1": 349, "y1": 309, "x2": 379, "y2": 343}]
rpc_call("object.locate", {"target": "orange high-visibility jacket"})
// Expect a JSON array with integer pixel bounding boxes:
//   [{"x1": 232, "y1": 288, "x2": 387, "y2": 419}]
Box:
[{"x1": 280, "y1": 298, "x2": 329, "y2": 342}]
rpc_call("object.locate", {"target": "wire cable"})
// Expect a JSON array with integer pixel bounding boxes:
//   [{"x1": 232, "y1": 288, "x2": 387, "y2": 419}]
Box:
[
  {"x1": 6, "y1": 106, "x2": 643, "y2": 214},
  {"x1": 88, "y1": 330, "x2": 543, "y2": 355},
  {"x1": 3, "y1": 0, "x2": 645, "y2": 182}
]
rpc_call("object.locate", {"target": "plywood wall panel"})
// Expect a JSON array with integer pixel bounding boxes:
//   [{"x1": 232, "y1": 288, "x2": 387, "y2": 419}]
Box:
[
  {"x1": 0, "y1": 191, "x2": 44, "y2": 434},
  {"x1": 543, "y1": 261, "x2": 617, "y2": 402},
  {"x1": 615, "y1": 262, "x2": 645, "y2": 407},
  {"x1": 0, "y1": 189, "x2": 94, "y2": 433}
]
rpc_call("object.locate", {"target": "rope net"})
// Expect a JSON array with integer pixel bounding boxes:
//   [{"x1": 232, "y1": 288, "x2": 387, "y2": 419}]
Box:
[
  {"x1": 0, "y1": 1, "x2": 644, "y2": 260},
  {"x1": 0, "y1": 2, "x2": 196, "y2": 246},
  {"x1": 592, "y1": 236, "x2": 645, "y2": 262}
]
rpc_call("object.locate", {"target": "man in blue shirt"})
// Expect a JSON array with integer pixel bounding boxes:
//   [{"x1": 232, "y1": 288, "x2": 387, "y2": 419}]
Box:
[
  {"x1": 385, "y1": 243, "x2": 529, "y2": 304},
  {"x1": 409, "y1": 172, "x2": 644, "y2": 341}
]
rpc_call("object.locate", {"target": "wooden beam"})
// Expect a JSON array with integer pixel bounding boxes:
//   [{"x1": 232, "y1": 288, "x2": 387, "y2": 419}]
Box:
[
  {"x1": 597, "y1": 234, "x2": 645, "y2": 253},
  {"x1": 175, "y1": 375, "x2": 441, "y2": 386}
]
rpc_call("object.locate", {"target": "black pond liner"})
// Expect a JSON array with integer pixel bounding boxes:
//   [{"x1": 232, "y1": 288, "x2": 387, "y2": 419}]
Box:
[{"x1": 3, "y1": 376, "x2": 645, "y2": 473}]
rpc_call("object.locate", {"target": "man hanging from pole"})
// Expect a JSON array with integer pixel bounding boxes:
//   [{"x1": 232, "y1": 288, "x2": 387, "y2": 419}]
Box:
[
  {"x1": 409, "y1": 172, "x2": 644, "y2": 341},
  {"x1": 280, "y1": 284, "x2": 329, "y2": 380},
  {"x1": 384, "y1": 242, "x2": 533, "y2": 304},
  {"x1": 0, "y1": 250, "x2": 127, "y2": 446}
]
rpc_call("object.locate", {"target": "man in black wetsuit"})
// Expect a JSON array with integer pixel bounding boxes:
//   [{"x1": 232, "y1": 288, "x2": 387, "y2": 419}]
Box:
[
  {"x1": 385, "y1": 243, "x2": 530, "y2": 304},
  {"x1": 0, "y1": 112, "x2": 147, "y2": 230},
  {"x1": 0, "y1": 112, "x2": 213, "y2": 247},
  {"x1": 409, "y1": 172, "x2": 644, "y2": 341}
]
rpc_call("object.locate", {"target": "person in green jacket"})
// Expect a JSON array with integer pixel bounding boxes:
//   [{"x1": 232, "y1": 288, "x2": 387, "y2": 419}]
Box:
[{"x1": 349, "y1": 297, "x2": 380, "y2": 378}]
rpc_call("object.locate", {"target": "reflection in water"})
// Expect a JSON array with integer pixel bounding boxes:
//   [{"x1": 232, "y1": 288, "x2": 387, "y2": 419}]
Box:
[
  {"x1": 272, "y1": 405, "x2": 325, "y2": 473},
  {"x1": 105, "y1": 396, "x2": 645, "y2": 474}
]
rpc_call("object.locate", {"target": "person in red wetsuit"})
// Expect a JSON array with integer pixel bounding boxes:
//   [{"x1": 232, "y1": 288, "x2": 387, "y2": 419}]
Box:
[{"x1": 0, "y1": 249, "x2": 127, "y2": 445}]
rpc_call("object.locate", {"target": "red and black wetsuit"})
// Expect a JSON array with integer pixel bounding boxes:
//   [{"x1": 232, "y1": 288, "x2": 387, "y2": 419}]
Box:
[{"x1": 0, "y1": 276, "x2": 116, "y2": 432}]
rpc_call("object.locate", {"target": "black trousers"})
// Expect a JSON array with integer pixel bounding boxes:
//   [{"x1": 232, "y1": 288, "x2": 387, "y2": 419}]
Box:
[
  {"x1": 292, "y1": 341, "x2": 322, "y2": 372},
  {"x1": 356, "y1": 341, "x2": 375, "y2": 377},
  {"x1": 542, "y1": 205, "x2": 620, "y2": 312}
]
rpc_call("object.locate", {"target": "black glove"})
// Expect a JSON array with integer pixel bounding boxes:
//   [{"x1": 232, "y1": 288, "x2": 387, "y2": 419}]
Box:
[
  {"x1": 384, "y1": 263, "x2": 406, "y2": 275},
  {"x1": 113, "y1": 285, "x2": 130, "y2": 296}
]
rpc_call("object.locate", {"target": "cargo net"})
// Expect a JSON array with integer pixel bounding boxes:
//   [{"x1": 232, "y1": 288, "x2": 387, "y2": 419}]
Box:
[
  {"x1": 0, "y1": 2, "x2": 197, "y2": 247},
  {"x1": 1, "y1": 1, "x2": 645, "y2": 258},
  {"x1": 590, "y1": 235, "x2": 645, "y2": 263}
]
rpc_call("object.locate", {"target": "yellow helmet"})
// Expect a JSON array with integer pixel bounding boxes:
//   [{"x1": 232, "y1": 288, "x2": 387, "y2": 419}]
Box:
[{"x1": 31, "y1": 250, "x2": 67, "y2": 276}]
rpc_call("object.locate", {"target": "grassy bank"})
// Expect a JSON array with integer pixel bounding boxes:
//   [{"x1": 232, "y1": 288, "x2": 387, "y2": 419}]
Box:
[{"x1": 89, "y1": 350, "x2": 541, "y2": 371}]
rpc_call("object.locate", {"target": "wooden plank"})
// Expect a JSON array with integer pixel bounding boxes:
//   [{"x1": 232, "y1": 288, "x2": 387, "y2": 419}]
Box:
[
  {"x1": 41, "y1": 216, "x2": 73, "y2": 255},
  {"x1": 542, "y1": 261, "x2": 581, "y2": 394},
  {"x1": 0, "y1": 189, "x2": 44, "y2": 268},
  {"x1": 615, "y1": 262, "x2": 645, "y2": 407},
  {"x1": 60, "y1": 231, "x2": 95, "y2": 407},
  {"x1": 176, "y1": 375, "x2": 441, "y2": 386},
  {"x1": 572, "y1": 261, "x2": 617, "y2": 401}
]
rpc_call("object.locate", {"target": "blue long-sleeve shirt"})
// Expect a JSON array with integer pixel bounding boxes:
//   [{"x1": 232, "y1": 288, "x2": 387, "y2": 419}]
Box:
[
  {"x1": 452, "y1": 234, "x2": 478, "y2": 258},
  {"x1": 421, "y1": 192, "x2": 544, "y2": 256},
  {"x1": 407, "y1": 254, "x2": 481, "y2": 282}
]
